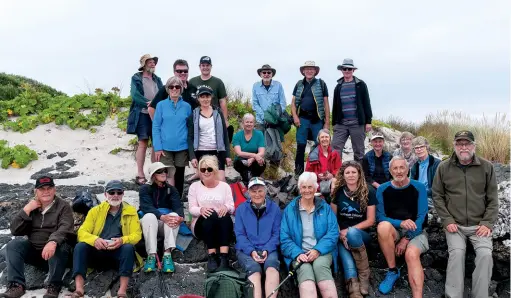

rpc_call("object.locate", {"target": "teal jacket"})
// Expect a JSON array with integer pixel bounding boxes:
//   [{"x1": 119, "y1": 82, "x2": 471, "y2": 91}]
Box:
[{"x1": 127, "y1": 72, "x2": 163, "y2": 134}]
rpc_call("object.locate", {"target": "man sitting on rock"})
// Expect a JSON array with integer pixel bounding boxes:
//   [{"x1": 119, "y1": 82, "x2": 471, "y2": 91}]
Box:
[
  {"x1": 234, "y1": 177, "x2": 281, "y2": 298},
  {"x1": 376, "y1": 157, "x2": 428, "y2": 297},
  {"x1": 70, "y1": 180, "x2": 142, "y2": 298},
  {"x1": 432, "y1": 131, "x2": 498, "y2": 298},
  {"x1": 0, "y1": 176, "x2": 74, "y2": 298}
]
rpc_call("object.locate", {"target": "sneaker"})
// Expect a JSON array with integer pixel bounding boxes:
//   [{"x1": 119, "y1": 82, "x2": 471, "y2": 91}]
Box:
[
  {"x1": 43, "y1": 284, "x2": 61, "y2": 298},
  {"x1": 144, "y1": 255, "x2": 157, "y2": 272},
  {"x1": 378, "y1": 269, "x2": 400, "y2": 294},
  {"x1": 207, "y1": 253, "x2": 219, "y2": 272},
  {"x1": 0, "y1": 282, "x2": 25, "y2": 298},
  {"x1": 162, "y1": 254, "x2": 175, "y2": 273}
]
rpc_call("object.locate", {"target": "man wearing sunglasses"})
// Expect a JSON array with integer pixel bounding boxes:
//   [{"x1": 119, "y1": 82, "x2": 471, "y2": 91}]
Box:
[
  {"x1": 71, "y1": 180, "x2": 142, "y2": 298},
  {"x1": 1, "y1": 176, "x2": 74, "y2": 298},
  {"x1": 251, "y1": 64, "x2": 287, "y2": 132},
  {"x1": 332, "y1": 58, "x2": 373, "y2": 163},
  {"x1": 149, "y1": 59, "x2": 198, "y2": 119}
]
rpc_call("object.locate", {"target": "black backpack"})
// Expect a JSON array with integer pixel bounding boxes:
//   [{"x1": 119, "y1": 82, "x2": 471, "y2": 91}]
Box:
[{"x1": 72, "y1": 189, "x2": 100, "y2": 215}]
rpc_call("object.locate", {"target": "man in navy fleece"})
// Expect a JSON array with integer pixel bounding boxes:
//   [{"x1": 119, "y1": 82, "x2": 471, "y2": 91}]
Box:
[{"x1": 375, "y1": 156, "x2": 428, "y2": 298}]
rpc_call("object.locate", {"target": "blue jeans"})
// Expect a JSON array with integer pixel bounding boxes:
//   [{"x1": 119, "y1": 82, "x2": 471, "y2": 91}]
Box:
[
  {"x1": 72, "y1": 242, "x2": 135, "y2": 278},
  {"x1": 296, "y1": 117, "x2": 324, "y2": 145},
  {"x1": 338, "y1": 227, "x2": 371, "y2": 280}
]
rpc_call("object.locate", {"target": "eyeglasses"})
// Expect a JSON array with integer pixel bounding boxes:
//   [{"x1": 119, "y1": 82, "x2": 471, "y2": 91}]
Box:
[
  {"x1": 261, "y1": 71, "x2": 272, "y2": 75},
  {"x1": 200, "y1": 167, "x2": 214, "y2": 173},
  {"x1": 414, "y1": 146, "x2": 426, "y2": 151},
  {"x1": 107, "y1": 190, "x2": 124, "y2": 196},
  {"x1": 455, "y1": 142, "x2": 473, "y2": 148},
  {"x1": 175, "y1": 69, "x2": 189, "y2": 74},
  {"x1": 168, "y1": 85, "x2": 181, "y2": 90},
  {"x1": 341, "y1": 68, "x2": 354, "y2": 72},
  {"x1": 155, "y1": 169, "x2": 167, "y2": 174}
]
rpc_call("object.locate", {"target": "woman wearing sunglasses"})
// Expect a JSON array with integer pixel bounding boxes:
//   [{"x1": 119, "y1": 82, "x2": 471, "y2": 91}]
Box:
[
  {"x1": 188, "y1": 155, "x2": 234, "y2": 272},
  {"x1": 330, "y1": 161, "x2": 377, "y2": 298},
  {"x1": 187, "y1": 86, "x2": 231, "y2": 182},
  {"x1": 152, "y1": 76, "x2": 192, "y2": 198},
  {"x1": 138, "y1": 162, "x2": 185, "y2": 273}
]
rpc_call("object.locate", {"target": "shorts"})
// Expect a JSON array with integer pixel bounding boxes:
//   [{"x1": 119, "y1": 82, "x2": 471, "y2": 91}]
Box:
[
  {"x1": 296, "y1": 253, "x2": 334, "y2": 284},
  {"x1": 236, "y1": 251, "x2": 280, "y2": 276},
  {"x1": 136, "y1": 113, "x2": 152, "y2": 140},
  {"x1": 395, "y1": 229, "x2": 429, "y2": 253},
  {"x1": 159, "y1": 150, "x2": 189, "y2": 176},
  {"x1": 195, "y1": 150, "x2": 226, "y2": 170}
]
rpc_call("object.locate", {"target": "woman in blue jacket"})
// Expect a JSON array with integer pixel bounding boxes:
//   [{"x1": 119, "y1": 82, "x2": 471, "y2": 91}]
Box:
[
  {"x1": 280, "y1": 172, "x2": 339, "y2": 298},
  {"x1": 235, "y1": 177, "x2": 281, "y2": 298}
]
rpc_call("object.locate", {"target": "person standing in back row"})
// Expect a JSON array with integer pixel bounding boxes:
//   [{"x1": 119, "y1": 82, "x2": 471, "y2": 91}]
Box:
[
  {"x1": 291, "y1": 61, "x2": 330, "y2": 176},
  {"x1": 332, "y1": 59, "x2": 373, "y2": 162}
]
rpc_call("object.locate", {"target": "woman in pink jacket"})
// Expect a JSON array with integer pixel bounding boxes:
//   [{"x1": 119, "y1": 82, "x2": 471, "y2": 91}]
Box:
[{"x1": 188, "y1": 155, "x2": 235, "y2": 272}]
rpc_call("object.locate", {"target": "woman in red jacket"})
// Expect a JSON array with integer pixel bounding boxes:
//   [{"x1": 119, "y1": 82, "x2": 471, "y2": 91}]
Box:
[{"x1": 305, "y1": 129, "x2": 342, "y2": 196}]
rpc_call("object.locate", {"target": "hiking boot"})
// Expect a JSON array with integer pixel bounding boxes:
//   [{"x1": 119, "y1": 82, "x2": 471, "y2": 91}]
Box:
[
  {"x1": 351, "y1": 245, "x2": 370, "y2": 295},
  {"x1": 43, "y1": 284, "x2": 61, "y2": 298},
  {"x1": 0, "y1": 282, "x2": 25, "y2": 298},
  {"x1": 207, "y1": 253, "x2": 219, "y2": 272},
  {"x1": 162, "y1": 254, "x2": 175, "y2": 273},
  {"x1": 346, "y1": 278, "x2": 363, "y2": 298},
  {"x1": 378, "y1": 269, "x2": 400, "y2": 294},
  {"x1": 218, "y1": 253, "x2": 230, "y2": 270},
  {"x1": 144, "y1": 255, "x2": 157, "y2": 272}
]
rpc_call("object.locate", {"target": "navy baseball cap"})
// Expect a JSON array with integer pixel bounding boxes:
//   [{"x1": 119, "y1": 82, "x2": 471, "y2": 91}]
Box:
[
  {"x1": 199, "y1": 56, "x2": 212, "y2": 65},
  {"x1": 105, "y1": 180, "x2": 125, "y2": 192}
]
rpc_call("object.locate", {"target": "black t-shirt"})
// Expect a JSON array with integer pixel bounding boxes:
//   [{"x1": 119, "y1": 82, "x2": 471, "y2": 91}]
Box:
[
  {"x1": 334, "y1": 187, "x2": 377, "y2": 230},
  {"x1": 150, "y1": 81, "x2": 198, "y2": 110}
]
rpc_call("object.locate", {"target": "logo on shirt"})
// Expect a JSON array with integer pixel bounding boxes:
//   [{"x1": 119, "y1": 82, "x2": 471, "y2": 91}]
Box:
[{"x1": 340, "y1": 202, "x2": 360, "y2": 214}]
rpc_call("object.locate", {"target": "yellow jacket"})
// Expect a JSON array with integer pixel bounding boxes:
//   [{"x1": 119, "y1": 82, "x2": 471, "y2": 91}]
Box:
[{"x1": 77, "y1": 201, "x2": 143, "y2": 271}]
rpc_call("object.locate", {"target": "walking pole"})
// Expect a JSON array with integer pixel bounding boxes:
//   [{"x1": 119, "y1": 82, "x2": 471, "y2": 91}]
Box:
[{"x1": 266, "y1": 260, "x2": 303, "y2": 298}]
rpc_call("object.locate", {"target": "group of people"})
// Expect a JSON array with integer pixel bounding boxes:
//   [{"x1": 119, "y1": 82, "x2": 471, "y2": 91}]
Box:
[{"x1": 0, "y1": 53, "x2": 499, "y2": 298}]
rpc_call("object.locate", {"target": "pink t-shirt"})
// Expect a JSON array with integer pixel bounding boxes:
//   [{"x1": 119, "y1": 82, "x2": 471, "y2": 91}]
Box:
[{"x1": 188, "y1": 181, "x2": 234, "y2": 234}]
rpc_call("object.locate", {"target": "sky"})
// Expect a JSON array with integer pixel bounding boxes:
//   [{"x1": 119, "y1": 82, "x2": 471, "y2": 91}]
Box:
[{"x1": 0, "y1": 0, "x2": 509, "y2": 122}]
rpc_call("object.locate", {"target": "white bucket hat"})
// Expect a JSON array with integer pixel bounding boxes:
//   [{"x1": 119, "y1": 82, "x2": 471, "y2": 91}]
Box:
[{"x1": 146, "y1": 162, "x2": 170, "y2": 184}]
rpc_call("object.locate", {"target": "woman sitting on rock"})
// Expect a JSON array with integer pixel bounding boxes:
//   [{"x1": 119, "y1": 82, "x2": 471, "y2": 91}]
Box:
[
  {"x1": 139, "y1": 162, "x2": 184, "y2": 273},
  {"x1": 188, "y1": 155, "x2": 234, "y2": 272},
  {"x1": 232, "y1": 113, "x2": 266, "y2": 185},
  {"x1": 280, "y1": 172, "x2": 339, "y2": 298},
  {"x1": 305, "y1": 129, "x2": 342, "y2": 197},
  {"x1": 187, "y1": 86, "x2": 231, "y2": 182},
  {"x1": 330, "y1": 160, "x2": 377, "y2": 298},
  {"x1": 392, "y1": 131, "x2": 418, "y2": 169}
]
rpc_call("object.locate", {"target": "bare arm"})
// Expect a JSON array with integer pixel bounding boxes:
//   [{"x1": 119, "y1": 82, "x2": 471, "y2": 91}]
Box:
[
  {"x1": 148, "y1": 107, "x2": 155, "y2": 120},
  {"x1": 234, "y1": 145, "x2": 257, "y2": 159},
  {"x1": 323, "y1": 96, "x2": 330, "y2": 128},
  {"x1": 291, "y1": 96, "x2": 298, "y2": 118},
  {"x1": 353, "y1": 205, "x2": 376, "y2": 230}
]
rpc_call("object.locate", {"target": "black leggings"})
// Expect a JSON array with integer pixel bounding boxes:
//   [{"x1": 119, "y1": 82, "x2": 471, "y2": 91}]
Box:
[
  {"x1": 194, "y1": 212, "x2": 233, "y2": 249},
  {"x1": 174, "y1": 166, "x2": 185, "y2": 198},
  {"x1": 233, "y1": 159, "x2": 266, "y2": 184}
]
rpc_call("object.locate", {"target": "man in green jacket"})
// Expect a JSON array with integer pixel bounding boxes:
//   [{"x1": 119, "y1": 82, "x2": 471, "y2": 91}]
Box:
[{"x1": 432, "y1": 131, "x2": 498, "y2": 298}]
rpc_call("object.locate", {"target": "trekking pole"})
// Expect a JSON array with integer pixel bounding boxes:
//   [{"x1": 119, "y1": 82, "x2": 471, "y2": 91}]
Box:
[{"x1": 266, "y1": 260, "x2": 303, "y2": 298}]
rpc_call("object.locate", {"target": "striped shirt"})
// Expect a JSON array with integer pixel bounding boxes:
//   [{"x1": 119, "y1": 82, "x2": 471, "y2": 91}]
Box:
[{"x1": 340, "y1": 81, "x2": 358, "y2": 125}]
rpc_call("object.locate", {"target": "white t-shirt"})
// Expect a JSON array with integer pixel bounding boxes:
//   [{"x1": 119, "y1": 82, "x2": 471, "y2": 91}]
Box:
[{"x1": 198, "y1": 114, "x2": 217, "y2": 150}]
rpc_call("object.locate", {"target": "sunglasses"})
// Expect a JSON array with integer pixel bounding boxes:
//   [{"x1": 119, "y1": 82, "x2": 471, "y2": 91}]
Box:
[
  {"x1": 155, "y1": 168, "x2": 167, "y2": 174},
  {"x1": 200, "y1": 167, "x2": 214, "y2": 173},
  {"x1": 261, "y1": 71, "x2": 272, "y2": 75},
  {"x1": 168, "y1": 85, "x2": 181, "y2": 90},
  {"x1": 175, "y1": 69, "x2": 189, "y2": 74},
  {"x1": 107, "y1": 190, "x2": 124, "y2": 196},
  {"x1": 341, "y1": 68, "x2": 354, "y2": 72}
]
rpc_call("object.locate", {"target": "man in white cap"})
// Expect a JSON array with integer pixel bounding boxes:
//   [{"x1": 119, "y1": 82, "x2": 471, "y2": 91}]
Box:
[
  {"x1": 139, "y1": 162, "x2": 184, "y2": 273},
  {"x1": 291, "y1": 61, "x2": 330, "y2": 176},
  {"x1": 332, "y1": 58, "x2": 373, "y2": 162},
  {"x1": 127, "y1": 54, "x2": 163, "y2": 186}
]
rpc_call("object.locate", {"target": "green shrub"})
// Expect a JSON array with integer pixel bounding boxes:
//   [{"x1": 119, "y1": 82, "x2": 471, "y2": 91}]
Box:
[
  {"x1": 0, "y1": 73, "x2": 65, "y2": 100},
  {"x1": 0, "y1": 140, "x2": 38, "y2": 168}
]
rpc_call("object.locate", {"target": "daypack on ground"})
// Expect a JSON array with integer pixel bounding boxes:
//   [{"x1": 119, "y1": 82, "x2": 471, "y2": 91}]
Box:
[
  {"x1": 205, "y1": 269, "x2": 253, "y2": 298},
  {"x1": 230, "y1": 181, "x2": 249, "y2": 213},
  {"x1": 72, "y1": 189, "x2": 100, "y2": 215}
]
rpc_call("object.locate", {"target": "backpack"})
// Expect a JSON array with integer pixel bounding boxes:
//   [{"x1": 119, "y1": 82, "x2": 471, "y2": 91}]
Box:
[
  {"x1": 72, "y1": 189, "x2": 100, "y2": 216},
  {"x1": 264, "y1": 128, "x2": 284, "y2": 163},
  {"x1": 230, "y1": 182, "x2": 249, "y2": 213},
  {"x1": 205, "y1": 270, "x2": 253, "y2": 298}
]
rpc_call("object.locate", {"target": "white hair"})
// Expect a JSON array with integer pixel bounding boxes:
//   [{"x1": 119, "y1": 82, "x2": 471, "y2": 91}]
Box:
[
  {"x1": 298, "y1": 172, "x2": 319, "y2": 190},
  {"x1": 389, "y1": 156, "x2": 409, "y2": 169},
  {"x1": 242, "y1": 113, "x2": 255, "y2": 122}
]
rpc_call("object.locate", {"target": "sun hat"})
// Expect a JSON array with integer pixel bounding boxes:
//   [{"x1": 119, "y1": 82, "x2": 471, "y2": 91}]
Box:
[
  {"x1": 257, "y1": 64, "x2": 276, "y2": 76},
  {"x1": 138, "y1": 54, "x2": 158, "y2": 71},
  {"x1": 299, "y1": 61, "x2": 320, "y2": 76},
  {"x1": 337, "y1": 58, "x2": 357, "y2": 70}
]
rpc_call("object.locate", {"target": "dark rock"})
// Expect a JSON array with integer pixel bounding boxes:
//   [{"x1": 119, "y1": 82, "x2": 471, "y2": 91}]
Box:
[
  {"x1": 55, "y1": 159, "x2": 77, "y2": 171},
  {"x1": 46, "y1": 153, "x2": 58, "y2": 159},
  {"x1": 57, "y1": 152, "x2": 68, "y2": 158},
  {"x1": 97, "y1": 180, "x2": 105, "y2": 185}
]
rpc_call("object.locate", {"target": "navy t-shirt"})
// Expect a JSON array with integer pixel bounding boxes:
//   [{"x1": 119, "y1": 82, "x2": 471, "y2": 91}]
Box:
[{"x1": 334, "y1": 187, "x2": 377, "y2": 230}]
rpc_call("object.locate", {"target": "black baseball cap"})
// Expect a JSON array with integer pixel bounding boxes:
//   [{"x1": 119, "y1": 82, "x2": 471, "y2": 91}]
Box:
[
  {"x1": 454, "y1": 131, "x2": 475, "y2": 142},
  {"x1": 35, "y1": 176, "x2": 55, "y2": 189},
  {"x1": 199, "y1": 56, "x2": 212, "y2": 65},
  {"x1": 197, "y1": 86, "x2": 213, "y2": 96}
]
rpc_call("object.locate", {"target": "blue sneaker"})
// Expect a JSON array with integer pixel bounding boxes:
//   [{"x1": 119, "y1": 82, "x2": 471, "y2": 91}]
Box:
[
  {"x1": 378, "y1": 269, "x2": 400, "y2": 294},
  {"x1": 144, "y1": 255, "x2": 157, "y2": 272},
  {"x1": 162, "y1": 254, "x2": 175, "y2": 273}
]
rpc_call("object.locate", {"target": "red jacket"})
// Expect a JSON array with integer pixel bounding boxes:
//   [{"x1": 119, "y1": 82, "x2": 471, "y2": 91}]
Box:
[{"x1": 305, "y1": 145, "x2": 342, "y2": 181}]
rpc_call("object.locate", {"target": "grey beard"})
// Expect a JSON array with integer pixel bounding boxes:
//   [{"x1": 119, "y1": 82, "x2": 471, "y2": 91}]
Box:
[
  {"x1": 145, "y1": 67, "x2": 155, "y2": 73},
  {"x1": 107, "y1": 199, "x2": 122, "y2": 207}
]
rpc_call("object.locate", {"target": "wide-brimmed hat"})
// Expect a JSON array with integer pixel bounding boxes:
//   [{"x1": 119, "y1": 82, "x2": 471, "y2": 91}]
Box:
[
  {"x1": 147, "y1": 162, "x2": 170, "y2": 184},
  {"x1": 337, "y1": 58, "x2": 358, "y2": 70},
  {"x1": 300, "y1": 61, "x2": 320, "y2": 76},
  {"x1": 138, "y1": 54, "x2": 159, "y2": 71},
  {"x1": 257, "y1": 64, "x2": 276, "y2": 76}
]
